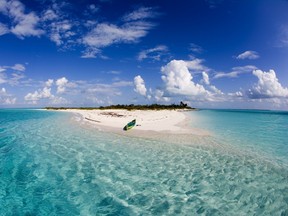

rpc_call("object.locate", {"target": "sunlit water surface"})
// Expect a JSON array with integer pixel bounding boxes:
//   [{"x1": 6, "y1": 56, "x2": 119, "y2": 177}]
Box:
[{"x1": 0, "y1": 109, "x2": 287, "y2": 215}]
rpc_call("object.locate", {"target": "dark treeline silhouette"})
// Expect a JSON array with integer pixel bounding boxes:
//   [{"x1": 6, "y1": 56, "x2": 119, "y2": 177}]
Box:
[{"x1": 45, "y1": 102, "x2": 194, "y2": 111}]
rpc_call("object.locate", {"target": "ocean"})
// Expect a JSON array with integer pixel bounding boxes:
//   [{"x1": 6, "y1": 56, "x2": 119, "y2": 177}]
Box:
[{"x1": 0, "y1": 109, "x2": 287, "y2": 215}]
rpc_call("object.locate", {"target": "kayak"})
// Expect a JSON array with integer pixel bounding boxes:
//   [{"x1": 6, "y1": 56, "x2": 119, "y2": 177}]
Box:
[{"x1": 123, "y1": 119, "x2": 136, "y2": 131}]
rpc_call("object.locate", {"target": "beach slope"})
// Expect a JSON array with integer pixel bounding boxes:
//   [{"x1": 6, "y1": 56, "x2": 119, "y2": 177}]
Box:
[{"x1": 59, "y1": 109, "x2": 209, "y2": 137}]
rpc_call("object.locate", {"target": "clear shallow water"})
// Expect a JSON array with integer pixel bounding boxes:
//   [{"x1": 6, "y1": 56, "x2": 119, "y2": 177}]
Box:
[
  {"x1": 0, "y1": 109, "x2": 287, "y2": 215},
  {"x1": 188, "y1": 109, "x2": 288, "y2": 166}
]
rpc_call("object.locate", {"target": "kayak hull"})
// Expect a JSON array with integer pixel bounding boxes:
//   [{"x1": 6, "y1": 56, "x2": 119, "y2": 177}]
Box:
[{"x1": 123, "y1": 119, "x2": 136, "y2": 131}]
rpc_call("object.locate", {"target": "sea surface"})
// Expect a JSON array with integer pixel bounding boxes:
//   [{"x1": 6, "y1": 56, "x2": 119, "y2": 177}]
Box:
[{"x1": 0, "y1": 109, "x2": 287, "y2": 215}]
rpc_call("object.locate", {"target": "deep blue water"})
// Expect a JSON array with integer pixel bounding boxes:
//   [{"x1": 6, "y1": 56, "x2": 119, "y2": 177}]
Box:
[{"x1": 0, "y1": 109, "x2": 287, "y2": 215}]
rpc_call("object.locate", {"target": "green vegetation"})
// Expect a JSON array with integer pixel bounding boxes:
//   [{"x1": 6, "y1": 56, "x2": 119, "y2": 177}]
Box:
[{"x1": 45, "y1": 102, "x2": 195, "y2": 111}]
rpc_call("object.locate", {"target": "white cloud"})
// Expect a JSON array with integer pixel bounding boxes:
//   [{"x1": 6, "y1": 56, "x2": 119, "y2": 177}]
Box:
[
  {"x1": 209, "y1": 85, "x2": 223, "y2": 95},
  {"x1": 0, "y1": 63, "x2": 26, "y2": 85},
  {"x1": 122, "y1": 7, "x2": 156, "y2": 22},
  {"x1": 24, "y1": 86, "x2": 53, "y2": 102},
  {"x1": 45, "y1": 79, "x2": 54, "y2": 87},
  {"x1": 86, "y1": 86, "x2": 121, "y2": 95},
  {"x1": 137, "y1": 45, "x2": 168, "y2": 61},
  {"x1": 88, "y1": 4, "x2": 99, "y2": 14},
  {"x1": 0, "y1": 22, "x2": 9, "y2": 35},
  {"x1": 214, "y1": 65, "x2": 258, "y2": 79},
  {"x1": 278, "y1": 25, "x2": 288, "y2": 47},
  {"x1": 202, "y1": 71, "x2": 210, "y2": 85},
  {"x1": 0, "y1": 87, "x2": 16, "y2": 105},
  {"x1": 154, "y1": 89, "x2": 170, "y2": 102},
  {"x1": 1, "y1": 2, "x2": 156, "y2": 58},
  {"x1": 0, "y1": 63, "x2": 26, "y2": 72},
  {"x1": 228, "y1": 91, "x2": 243, "y2": 97},
  {"x1": 160, "y1": 59, "x2": 227, "y2": 102},
  {"x1": 82, "y1": 7, "x2": 156, "y2": 58},
  {"x1": 11, "y1": 63, "x2": 25, "y2": 71},
  {"x1": 42, "y1": 9, "x2": 58, "y2": 21},
  {"x1": 83, "y1": 22, "x2": 152, "y2": 48},
  {"x1": 81, "y1": 47, "x2": 101, "y2": 59},
  {"x1": 9, "y1": 72, "x2": 25, "y2": 86},
  {"x1": 0, "y1": 72, "x2": 7, "y2": 84},
  {"x1": 236, "y1": 51, "x2": 259, "y2": 60},
  {"x1": 50, "y1": 96, "x2": 69, "y2": 105},
  {"x1": 2, "y1": 0, "x2": 44, "y2": 38},
  {"x1": 161, "y1": 59, "x2": 209, "y2": 96},
  {"x1": 112, "y1": 80, "x2": 133, "y2": 87},
  {"x1": 248, "y1": 69, "x2": 288, "y2": 99},
  {"x1": 56, "y1": 77, "x2": 68, "y2": 94},
  {"x1": 134, "y1": 75, "x2": 147, "y2": 96},
  {"x1": 190, "y1": 43, "x2": 203, "y2": 53},
  {"x1": 49, "y1": 20, "x2": 73, "y2": 46},
  {"x1": 24, "y1": 78, "x2": 55, "y2": 102},
  {"x1": 0, "y1": 87, "x2": 6, "y2": 95},
  {"x1": 3, "y1": 97, "x2": 16, "y2": 104}
]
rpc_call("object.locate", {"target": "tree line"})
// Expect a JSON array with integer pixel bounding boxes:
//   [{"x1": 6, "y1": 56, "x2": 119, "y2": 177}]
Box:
[{"x1": 45, "y1": 102, "x2": 194, "y2": 111}]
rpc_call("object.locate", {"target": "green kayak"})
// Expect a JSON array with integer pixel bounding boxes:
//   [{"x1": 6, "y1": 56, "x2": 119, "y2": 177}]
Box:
[{"x1": 123, "y1": 119, "x2": 136, "y2": 131}]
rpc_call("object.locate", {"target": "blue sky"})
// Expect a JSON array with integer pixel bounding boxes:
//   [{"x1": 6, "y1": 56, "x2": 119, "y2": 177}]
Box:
[{"x1": 1, "y1": 0, "x2": 288, "y2": 109}]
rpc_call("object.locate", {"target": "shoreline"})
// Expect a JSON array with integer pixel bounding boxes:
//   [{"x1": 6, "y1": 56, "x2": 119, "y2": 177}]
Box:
[{"x1": 55, "y1": 109, "x2": 211, "y2": 141}]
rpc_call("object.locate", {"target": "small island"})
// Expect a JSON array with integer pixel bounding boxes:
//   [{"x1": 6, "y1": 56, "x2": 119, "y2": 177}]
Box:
[
  {"x1": 45, "y1": 102, "x2": 207, "y2": 137},
  {"x1": 45, "y1": 102, "x2": 195, "y2": 111}
]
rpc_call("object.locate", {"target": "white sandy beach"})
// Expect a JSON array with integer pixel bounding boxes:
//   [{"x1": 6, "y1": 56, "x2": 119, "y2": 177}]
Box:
[{"x1": 59, "y1": 109, "x2": 210, "y2": 138}]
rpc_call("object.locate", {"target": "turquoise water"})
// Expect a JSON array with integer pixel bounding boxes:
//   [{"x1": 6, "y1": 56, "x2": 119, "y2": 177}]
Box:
[
  {"x1": 0, "y1": 109, "x2": 287, "y2": 215},
  {"x1": 188, "y1": 109, "x2": 288, "y2": 166}
]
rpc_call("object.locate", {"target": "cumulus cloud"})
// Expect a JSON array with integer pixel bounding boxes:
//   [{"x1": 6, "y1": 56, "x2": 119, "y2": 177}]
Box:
[
  {"x1": 45, "y1": 79, "x2": 54, "y2": 87},
  {"x1": 24, "y1": 78, "x2": 56, "y2": 103},
  {"x1": 137, "y1": 45, "x2": 168, "y2": 61},
  {"x1": 154, "y1": 89, "x2": 170, "y2": 102},
  {"x1": 236, "y1": 51, "x2": 259, "y2": 60},
  {"x1": 159, "y1": 59, "x2": 228, "y2": 102},
  {"x1": 161, "y1": 59, "x2": 209, "y2": 96},
  {"x1": 24, "y1": 86, "x2": 53, "y2": 102},
  {"x1": 134, "y1": 75, "x2": 147, "y2": 96},
  {"x1": 56, "y1": 77, "x2": 68, "y2": 94},
  {"x1": 248, "y1": 69, "x2": 288, "y2": 99},
  {"x1": 214, "y1": 65, "x2": 258, "y2": 79}
]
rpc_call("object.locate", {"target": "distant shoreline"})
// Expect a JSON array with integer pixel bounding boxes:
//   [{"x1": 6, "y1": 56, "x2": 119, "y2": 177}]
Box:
[{"x1": 44, "y1": 103, "x2": 196, "y2": 111}]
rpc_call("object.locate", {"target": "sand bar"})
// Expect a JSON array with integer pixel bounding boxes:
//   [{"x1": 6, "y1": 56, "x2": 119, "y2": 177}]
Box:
[{"x1": 58, "y1": 109, "x2": 210, "y2": 138}]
